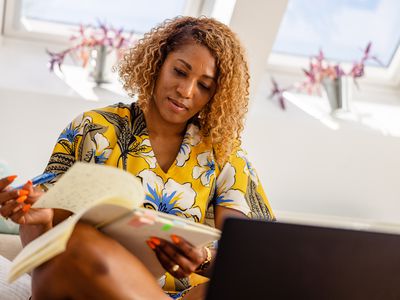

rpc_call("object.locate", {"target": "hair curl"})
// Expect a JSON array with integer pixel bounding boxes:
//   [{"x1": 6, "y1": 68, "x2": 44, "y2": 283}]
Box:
[{"x1": 117, "y1": 16, "x2": 250, "y2": 166}]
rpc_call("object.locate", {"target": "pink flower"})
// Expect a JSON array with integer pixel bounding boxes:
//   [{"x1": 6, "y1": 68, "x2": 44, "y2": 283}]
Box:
[
  {"x1": 270, "y1": 42, "x2": 382, "y2": 110},
  {"x1": 47, "y1": 21, "x2": 137, "y2": 72}
]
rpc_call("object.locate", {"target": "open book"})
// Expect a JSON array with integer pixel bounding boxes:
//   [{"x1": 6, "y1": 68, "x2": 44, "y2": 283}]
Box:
[{"x1": 8, "y1": 163, "x2": 220, "y2": 283}]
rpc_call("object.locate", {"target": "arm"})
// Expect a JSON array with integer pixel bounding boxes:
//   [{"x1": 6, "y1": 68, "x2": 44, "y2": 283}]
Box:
[
  {"x1": 19, "y1": 208, "x2": 73, "y2": 246},
  {"x1": 147, "y1": 147, "x2": 273, "y2": 279},
  {"x1": 19, "y1": 112, "x2": 100, "y2": 246},
  {"x1": 148, "y1": 206, "x2": 247, "y2": 279},
  {"x1": 0, "y1": 178, "x2": 53, "y2": 246},
  {"x1": 214, "y1": 205, "x2": 246, "y2": 230},
  {"x1": 195, "y1": 206, "x2": 247, "y2": 278},
  {"x1": 9, "y1": 182, "x2": 71, "y2": 247}
]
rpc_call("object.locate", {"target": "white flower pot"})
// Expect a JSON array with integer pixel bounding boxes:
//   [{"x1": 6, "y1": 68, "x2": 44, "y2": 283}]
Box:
[
  {"x1": 88, "y1": 45, "x2": 116, "y2": 85},
  {"x1": 322, "y1": 76, "x2": 353, "y2": 113}
]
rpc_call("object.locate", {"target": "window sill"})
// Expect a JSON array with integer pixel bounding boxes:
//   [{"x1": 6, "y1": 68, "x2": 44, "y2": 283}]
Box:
[
  {"x1": 0, "y1": 36, "x2": 129, "y2": 103},
  {"x1": 283, "y1": 91, "x2": 400, "y2": 137},
  {"x1": 53, "y1": 65, "x2": 128, "y2": 103}
]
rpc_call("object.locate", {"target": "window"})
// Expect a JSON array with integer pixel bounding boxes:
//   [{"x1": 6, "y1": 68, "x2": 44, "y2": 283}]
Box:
[
  {"x1": 0, "y1": 0, "x2": 4, "y2": 33},
  {"x1": 271, "y1": 0, "x2": 400, "y2": 68},
  {"x1": 21, "y1": 0, "x2": 187, "y2": 34},
  {"x1": 3, "y1": 0, "x2": 204, "y2": 42}
]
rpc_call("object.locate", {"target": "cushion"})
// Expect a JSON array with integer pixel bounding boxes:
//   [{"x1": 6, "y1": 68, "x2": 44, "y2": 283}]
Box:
[
  {"x1": 0, "y1": 161, "x2": 19, "y2": 234},
  {"x1": 0, "y1": 254, "x2": 31, "y2": 299},
  {"x1": 0, "y1": 233, "x2": 22, "y2": 261},
  {"x1": 0, "y1": 217, "x2": 19, "y2": 235}
]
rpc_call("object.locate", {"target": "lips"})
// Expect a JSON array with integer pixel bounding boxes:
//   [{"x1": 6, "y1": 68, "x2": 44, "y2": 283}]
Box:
[{"x1": 168, "y1": 97, "x2": 188, "y2": 110}]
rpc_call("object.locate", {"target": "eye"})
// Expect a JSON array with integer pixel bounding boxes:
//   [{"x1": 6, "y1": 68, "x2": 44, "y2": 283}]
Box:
[
  {"x1": 174, "y1": 68, "x2": 186, "y2": 77},
  {"x1": 198, "y1": 82, "x2": 211, "y2": 91}
]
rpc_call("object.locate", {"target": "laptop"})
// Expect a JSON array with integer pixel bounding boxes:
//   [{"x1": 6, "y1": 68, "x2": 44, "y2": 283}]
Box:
[{"x1": 206, "y1": 218, "x2": 400, "y2": 300}]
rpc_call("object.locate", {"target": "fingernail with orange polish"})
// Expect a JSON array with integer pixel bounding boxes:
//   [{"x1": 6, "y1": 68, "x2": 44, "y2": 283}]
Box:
[
  {"x1": 16, "y1": 195, "x2": 28, "y2": 203},
  {"x1": 146, "y1": 240, "x2": 156, "y2": 250},
  {"x1": 150, "y1": 237, "x2": 161, "y2": 246},
  {"x1": 7, "y1": 175, "x2": 17, "y2": 182},
  {"x1": 171, "y1": 235, "x2": 180, "y2": 244},
  {"x1": 27, "y1": 180, "x2": 33, "y2": 186},
  {"x1": 18, "y1": 190, "x2": 29, "y2": 197},
  {"x1": 22, "y1": 204, "x2": 31, "y2": 213}
]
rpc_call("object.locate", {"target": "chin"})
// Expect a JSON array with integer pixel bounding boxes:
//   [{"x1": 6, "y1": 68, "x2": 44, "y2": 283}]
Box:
[{"x1": 162, "y1": 112, "x2": 190, "y2": 126}]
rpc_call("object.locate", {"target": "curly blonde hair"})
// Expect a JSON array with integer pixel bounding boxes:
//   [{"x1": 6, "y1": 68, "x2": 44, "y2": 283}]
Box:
[{"x1": 117, "y1": 16, "x2": 250, "y2": 166}]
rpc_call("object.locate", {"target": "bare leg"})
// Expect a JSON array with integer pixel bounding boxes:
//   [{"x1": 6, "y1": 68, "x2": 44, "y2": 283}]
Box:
[{"x1": 31, "y1": 222, "x2": 170, "y2": 300}]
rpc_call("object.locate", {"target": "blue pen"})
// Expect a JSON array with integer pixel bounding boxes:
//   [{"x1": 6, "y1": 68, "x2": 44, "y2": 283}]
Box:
[{"x1": 13, "y1": 173, "x2": 56, "y2": 190}]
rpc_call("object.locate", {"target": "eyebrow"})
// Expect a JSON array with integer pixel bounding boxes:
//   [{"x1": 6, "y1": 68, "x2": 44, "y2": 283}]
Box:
[{"x1": 177, "y1": 58, "x2": 216, "y2": 81}]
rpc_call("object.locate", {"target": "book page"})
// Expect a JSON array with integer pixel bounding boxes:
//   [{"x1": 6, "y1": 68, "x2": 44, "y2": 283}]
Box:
[
  {"x1": 101, "y1": 208, "x2": 221, "y2": 278},
  {"x1": 33, "y1": 163, "x2": 145, "y2": 214},
  {"x1": 8, "y1": 215, "x2": 79, "y2": 283},
  {"x1": 0, "y1": 255, "x2": 31, "y2": 300}
]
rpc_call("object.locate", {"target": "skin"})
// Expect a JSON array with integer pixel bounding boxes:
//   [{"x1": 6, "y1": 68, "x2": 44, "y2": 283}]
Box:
[
  {"x1": 0, "y1": 41, "x2": 246, "y2": 299},
  {"x1": 145, "y1": 42, "x2": 217, "y2": 173}
]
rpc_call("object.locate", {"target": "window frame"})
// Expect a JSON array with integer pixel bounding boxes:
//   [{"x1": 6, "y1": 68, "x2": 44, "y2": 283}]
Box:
[
  {"x1": 268, "y1": 45, "x2": 400, "y2": 89},
  {"x1": 2, "y1": 0, "x2": 206, "y2": 44},
  {"x1": 267, "y1": 0, "x2": 400, "y2": 90},
  {"x1": 0, "y1": 0, "x2": 5, "y2": 34}
]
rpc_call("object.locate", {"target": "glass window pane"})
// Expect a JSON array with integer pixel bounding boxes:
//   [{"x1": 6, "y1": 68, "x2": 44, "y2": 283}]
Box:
[
  {"x1": 22, "y1": 0, "x2": 187, "y2": 34},
  {"x1": 272, "y1": 0, "x2": 400, "y2": 67}
]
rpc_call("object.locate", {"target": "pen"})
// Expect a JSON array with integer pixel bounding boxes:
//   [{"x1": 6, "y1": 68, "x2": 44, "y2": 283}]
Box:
[{"x1": 13, "y1": 173, "x2": 56, "y2": 190}]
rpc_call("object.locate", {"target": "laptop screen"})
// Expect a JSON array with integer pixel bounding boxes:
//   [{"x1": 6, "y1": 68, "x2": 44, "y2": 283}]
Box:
[{"x1": 206, "y1": 218, "x2": 400, "y2": 300}]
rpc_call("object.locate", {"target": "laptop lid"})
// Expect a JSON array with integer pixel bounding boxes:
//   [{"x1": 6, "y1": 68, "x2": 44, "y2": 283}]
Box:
[{"x1": 206, "y1": 218, "x2": 400, "y2": 300}]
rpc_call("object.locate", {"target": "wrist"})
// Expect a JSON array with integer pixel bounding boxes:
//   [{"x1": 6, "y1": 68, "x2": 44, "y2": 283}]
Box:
[
  {"x1": 36, "y1": 208, "x2": 55, "y2": 229},
  {"x1": 196, "y1": 245, "x2": 212, "y2": 272},
  {"x1": 19, "y1": 221, "x2": 53, "y2": 247}
]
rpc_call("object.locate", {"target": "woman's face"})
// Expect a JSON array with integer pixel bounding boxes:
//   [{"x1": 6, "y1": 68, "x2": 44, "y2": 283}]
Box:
[{"x1": 152, "y1": 42, "x2": 217, "y2": 126}]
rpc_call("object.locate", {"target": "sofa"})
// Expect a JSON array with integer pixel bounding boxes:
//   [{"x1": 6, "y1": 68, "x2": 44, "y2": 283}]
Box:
[
  {"x1": 0, "y1": 217, "x2": 22, "y2": 261},
  {"x1": 0, "y1": 231, "x2": 32, "y2": 300},
  {"x1": 0, "y1": 233, "x2": 22, "y2": 261}
]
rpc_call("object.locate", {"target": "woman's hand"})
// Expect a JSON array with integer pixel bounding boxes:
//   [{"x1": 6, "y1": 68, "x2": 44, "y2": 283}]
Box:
[
  {"x1": 146, "y1": 235, "x2": 207, "y2": 279},
  {"x1": 0, "y1": 175, "x2": 53, "y2": 226}
]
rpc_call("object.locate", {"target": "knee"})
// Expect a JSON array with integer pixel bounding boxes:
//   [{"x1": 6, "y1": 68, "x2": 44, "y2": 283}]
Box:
[
  {"x1": 65, "y1": 222, "x2": 113, "y2": 276},
  {"x1": 31, "y1": 256, "x2": 72, "y2": 299},
  {"x1": 32, "y1": 223, "x2": 127, "y2": 299}
]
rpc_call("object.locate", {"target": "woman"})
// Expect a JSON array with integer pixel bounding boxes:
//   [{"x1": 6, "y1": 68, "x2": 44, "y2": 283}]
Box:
[{"x1": 0, "y1": 16, "x2": 274, "y2": 299}]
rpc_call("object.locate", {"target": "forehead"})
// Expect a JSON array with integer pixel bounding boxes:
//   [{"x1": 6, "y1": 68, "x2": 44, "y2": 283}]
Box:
[{"x1": 166, "y1": 42, "x2": 217, "y2": 78}]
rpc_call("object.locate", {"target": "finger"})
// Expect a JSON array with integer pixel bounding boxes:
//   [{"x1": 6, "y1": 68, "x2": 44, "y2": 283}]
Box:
[
  {"x1": 22, "y1": 180, "x2": 33, "y2": 193},
  {"x1": 153, "y1": 238, "x2": 197, "y2": 275},
  {"x1": 24, "y1": 184, "x2": 43, "y2": 205},
  {"x1": 0, "y1": 178, "x2": 31, "y2": 205},
  {"x1": 17, "y1": 181, "x2": 37, "y2": 205},
  {"x1": 0, "y1": 175, "x2": 17, "y2": 191},
  {"x1": 0, "y1": 189, "x2": 29, "y2": 206},
  {"x1": 8, "y1": 203, "x2": 32, "y2": 225},
  {"x1": 9, "y1": 209, "x2": 27, "y2": 225},
  {"x1": 154, "y1": 245, "x2": 189, "y2": 278},
  {"x1": 0, "y1": 189, "x2": 18, "y2": 205},
  {"x1": 0, "y1": 200, "x2": 23, "y2": 218},
  {"x1": 170, "y1": 235, "x2": 205, "y2": 266}
]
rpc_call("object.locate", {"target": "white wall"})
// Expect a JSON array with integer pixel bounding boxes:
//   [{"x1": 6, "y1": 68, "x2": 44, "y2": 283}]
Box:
[
  {"x1": 228, "y1": 0, "x2": 288, "y2": 97},
  {"x1": 0, "y1": 36, "x2": 129, "y2": 186},
  {"x1": 2, "y1": 79, "x2": 400, "y2": 224},
  {"x1": 0, "y1": 88, "x2": 124, "y2": 184},
  {"x1": 242, "y1": 80, "x2": 400, "y2": 223},
  {"x1": 1, "y1": 2, "x2": 400, "y2": 225}
]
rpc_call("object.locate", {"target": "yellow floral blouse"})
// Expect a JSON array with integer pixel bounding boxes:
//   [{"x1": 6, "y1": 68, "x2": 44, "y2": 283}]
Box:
[{"x1": 44, "y1": 102, "x2": 274, "y2": 298}]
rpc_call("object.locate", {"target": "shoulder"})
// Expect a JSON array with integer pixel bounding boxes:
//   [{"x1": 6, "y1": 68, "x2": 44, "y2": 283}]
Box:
[
  {"x1": 214, "y1": 144, "x2": 261, "y2": 182},
  {"x1": 213, "y1": 143, "x2": 247, "y2": 170},
  {"x1": 89, "y1": 102, "x2": 132, "y2": 118},
  {"x1": 71, "y1": 102, "x2": 138, "y2": 127}
]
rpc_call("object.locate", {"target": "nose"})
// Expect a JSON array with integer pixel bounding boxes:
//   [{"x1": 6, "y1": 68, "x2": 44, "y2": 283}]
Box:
[{"x1": 177, "y1": 79, "x2": 195, "y2": 99}]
